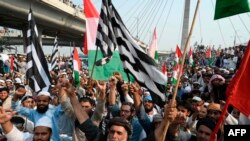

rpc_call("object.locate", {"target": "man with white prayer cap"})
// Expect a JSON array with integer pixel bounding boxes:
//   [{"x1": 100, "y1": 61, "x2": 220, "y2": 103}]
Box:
[
  {"x1": 0, "y1": 107, "x2": 53, "y2": 141},
  {"x1": 12, "y1": 90, "x2": 71, "y2": 141}
]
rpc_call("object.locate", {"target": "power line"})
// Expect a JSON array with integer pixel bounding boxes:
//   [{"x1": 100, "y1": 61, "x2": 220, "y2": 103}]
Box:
[
  {"x1": 117, "y1": 0, "x2": 129, "y2": 10},
  {"x1": 229, "y1": 17, "x2": 242, "y2": 45},
  {"x1": 155, "y1": 0, "x2": 169, "y2": 27},
  {"x1": 210, "y1": 0, "x2": 227, "y2": 47},
  {"x1": 247, "y1": 13, "x2": 250, "y2": 20},
  {"x1": 198, "y1": 8, "x2": 203, "y2": 44},
  {"x1": 238, "y1": 15, "x2": 250, "y2": 35},
  {"x1": 128, "y1": 0, "x2": 152, "y2": 33},
  {"x1": 123, "y1": 0, "x2": 145, "y2": 23},
  {"x1": 132, "y1": 0, "x2": 159, "y2": 37},
  {"x1": 177, "y1": 0, "x2": 184, "y2": 45},
  {"x1": 141, "y1": 0, "x2": 165, "y2": 41},
  {"x1": 158, "y1": 0, "x2": 174, "y2": 44}
]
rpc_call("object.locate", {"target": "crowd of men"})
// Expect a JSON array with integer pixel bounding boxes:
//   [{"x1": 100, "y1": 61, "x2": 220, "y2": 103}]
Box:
[{"x1": 0, "y1": 44, "x2": 249, "y2": 141}]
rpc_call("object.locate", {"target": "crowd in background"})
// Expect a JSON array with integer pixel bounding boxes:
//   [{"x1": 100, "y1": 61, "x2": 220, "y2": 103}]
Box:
[{"x1": 0, "y1": 44, "x2": 249, "y2": 141}]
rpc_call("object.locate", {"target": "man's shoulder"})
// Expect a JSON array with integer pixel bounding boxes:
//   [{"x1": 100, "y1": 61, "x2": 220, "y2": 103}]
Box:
[{"x1": 179, "y1": 130, "x2": 192, "y2": 141}]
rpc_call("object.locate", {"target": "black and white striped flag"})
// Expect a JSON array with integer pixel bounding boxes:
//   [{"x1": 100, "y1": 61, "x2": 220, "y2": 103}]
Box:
[
  {"x1": 50, "y1": 36, "x2": 59, "y2": 71},
  {"x1": 13, "y1": 55, "x2": 19, "y2": 72},
  {"x1": 94, "y1": 0, "x2": 117, "y2": 66},
  {"x1": 97, "y1": 0, "x2": 167, "y2": 104},
  {"x1": 26, "y1": 9, "x2": 51, "y2": 92},
  {"x1": 67, "y1": 49, "x2": 74, "y2": 69}
]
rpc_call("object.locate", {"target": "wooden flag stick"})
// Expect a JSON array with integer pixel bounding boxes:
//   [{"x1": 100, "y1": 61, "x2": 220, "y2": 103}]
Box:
[
  {"x1": 160, "y1": 0, "x2": 201, "y2": 141},
  {"x1": 172, "y1": 0, "x2": 200, "y2": 101},
  {"x1": 90, "y1": 46, "x2": 99, "y2": 78}
]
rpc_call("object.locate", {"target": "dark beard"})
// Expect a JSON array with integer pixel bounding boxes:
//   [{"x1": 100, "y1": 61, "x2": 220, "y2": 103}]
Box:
[
  {"x1": 145, "y1": 106, "x2": 153, "y2": 113},
  {"x1": 36, "y1": 105, "x2": 49, "y2": 114},
  {"x1": 87, "y1": 109, "x2": 93, "y2": 117}
]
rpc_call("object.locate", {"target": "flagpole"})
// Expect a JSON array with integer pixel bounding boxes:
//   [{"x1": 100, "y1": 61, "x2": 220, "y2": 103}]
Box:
[
  {"x1": 90, "y1": 46, "x2": 99, "y2": 78},
  {"x1": 210, "y1": 97, "x2": 231, "y2": 141},
  {"x1": 161, "y1": 0, "x2": 201, "y2": 141}
]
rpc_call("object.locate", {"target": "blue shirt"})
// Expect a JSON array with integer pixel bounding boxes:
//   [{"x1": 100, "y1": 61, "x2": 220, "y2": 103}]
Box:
[
  {"x1": 12, "y1": 103, "x2": 64, "y2": 141},
  {"x1": 111, "y1": 105, "x2": 144, "y2": 141}
]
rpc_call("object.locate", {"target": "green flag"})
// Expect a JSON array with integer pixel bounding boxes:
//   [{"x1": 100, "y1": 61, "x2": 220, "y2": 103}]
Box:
[
  {"x1": 214, "y1": 0, "x2": 250, "y2": 20},
  {"x1": 89, "y1": 50, "x2": 131, "y2": 81}
]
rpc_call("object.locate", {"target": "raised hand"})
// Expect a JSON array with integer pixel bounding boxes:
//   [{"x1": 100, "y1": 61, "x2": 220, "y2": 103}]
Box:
[
  {"x1": 121, "y1": 83, "x2": 129, "y2": 94},
  {"x1": 129, "y1": 83, "x2": 140, "y2": 95},
  {"x1": 0, "y1": 107, "x2": 15, "y2": 124},
  {"x1": 164, "y1": 100, "x2": 177, "y2": 122},
  {"x1": 113, "y1": 71, "x2": 123, "y2": 82},
  {"x1": 108, "y1": 76, "x2": 117, "y2": 89},
  {"x1": 96, "y1": 80, "x2": 106, "y2": 100}
]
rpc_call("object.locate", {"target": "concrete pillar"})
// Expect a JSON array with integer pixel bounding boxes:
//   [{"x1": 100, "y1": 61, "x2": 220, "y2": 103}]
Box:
[{"x1": 180, "y1": 0, "x2": 190, "y2": 51}]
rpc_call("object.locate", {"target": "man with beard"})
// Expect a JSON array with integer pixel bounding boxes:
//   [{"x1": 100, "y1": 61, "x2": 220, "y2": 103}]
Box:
[
  {"x1": 109, "y1": 102, "x2": 144, "y2": 141},
  {"x1": 0, "y1": 107, "x2": 53, "y2": 141},
  {"x1": 107, "y1": 77, "x2": 145, "y2": 141},
  {"x1": 156, "y1": 100, "x2": 192, "y2": 141},
  {"x1": 207, "y1": 102, "x2": 238, "y2": 125},
  {"x1": 53, "y1": 80, "x2": 105, "y2": 141},
  {"x1": 64, "y1": 82, "x2": 133, "y2": 141},
  {"x1": 12, "y1": 91, "x2": 70, "y2": 141},
  {"x1": 142, "y1": 94, "x2": 159, "y2": 121},
  {"x1": 208, "y1": 74, "x2": 227, "y2": 103},
  {"x1": 79, "y1": 96, "x2": 95, "y2": 117}
]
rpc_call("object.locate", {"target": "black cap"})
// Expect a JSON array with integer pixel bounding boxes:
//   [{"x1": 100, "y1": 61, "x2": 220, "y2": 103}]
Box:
[
  {"x1": 0, "y1": 87, "x2": 9, "y2": 93},
  {"x1": 10, "y1": 116, "x2": 25, "y2": 125},
  {"x1": 107, "y1": 117, "x2": 133, "y2": 137},
  {"x1": 196, "y1": 117, "x2": 221, "y2": 138},
  {"x1": 15, "y1": 84, "x2": 25, "y2": 90}
]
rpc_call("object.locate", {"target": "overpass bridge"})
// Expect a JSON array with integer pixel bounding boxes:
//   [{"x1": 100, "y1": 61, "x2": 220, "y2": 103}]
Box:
[
  {"x1": 0, "y1": 0, "x2": 85, "y2": 46},
  {"x1": 0, "y1": 0, "x2": 172, "y2": 59}
]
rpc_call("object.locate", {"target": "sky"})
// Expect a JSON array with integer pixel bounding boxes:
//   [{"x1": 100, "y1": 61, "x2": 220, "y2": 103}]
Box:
[
  {"x1": 72, "y1": 0, "x2": 250, "y2": 52},
  {"x1": 2, "y1": 0, "x2": 250, "y2": 56}
]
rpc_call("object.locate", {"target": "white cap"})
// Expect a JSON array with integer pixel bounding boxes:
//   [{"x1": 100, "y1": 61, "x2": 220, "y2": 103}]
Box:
[
  {"x1": 192, "y1": 96, "x2": 202, "y2": 102},
  {"x1": 14, "y1": 78, "x2": 22, "y2": 84},
  {"x1": 201, "y1": 68, "x2": 206, "y2": 72},
  {"x1": 144, "y1": 91, "x2": 151, "y2": 96},
  {"x1": 5, "y1": 79, "x2": 12, "y2": 83},
  {"x1": 184, "y1": 86, "x2": 192, "y2": 93},
  {"x1": 59, "y1": 71, "x2": 67, "y2": 76},
  {"x1": 193, "y1": 81, "x2": 200, "y2": 85},
  {"x1": 37, "y1": 91, "x2": 51, "y2": 98},
  {"x1": 204, "y1": 102, "x2": 209, "y2": 107},
  {"x1": 0, "y1": 80, "x2": 5, "y2": 83},
  {"x1": 35, "y1": 116, "x2": 52, "y2": 128}
]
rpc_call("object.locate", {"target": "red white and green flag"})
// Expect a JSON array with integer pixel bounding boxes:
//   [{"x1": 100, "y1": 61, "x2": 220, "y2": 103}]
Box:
[
  {"x1": 206, "y1": 47, "x2": 212, "y2": 66},
  {"x1": 147, "y1": 27, "x2": 159, "y2": 63},
  {"x1": 73, "y1": 48, "x2": 81, "y2": 87},
  {"x1": 172, "y1": 45, "x2": 182, "y2": 85},
  {"x1": 161, "y1": 63, "x2": 167, "y2": 76},
  {"x1": 83, "y1": 0, "x2": 99, "y2": 55},
  {"x1": 189, "y1": 47, "x2": 194, "y2": 66}
]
